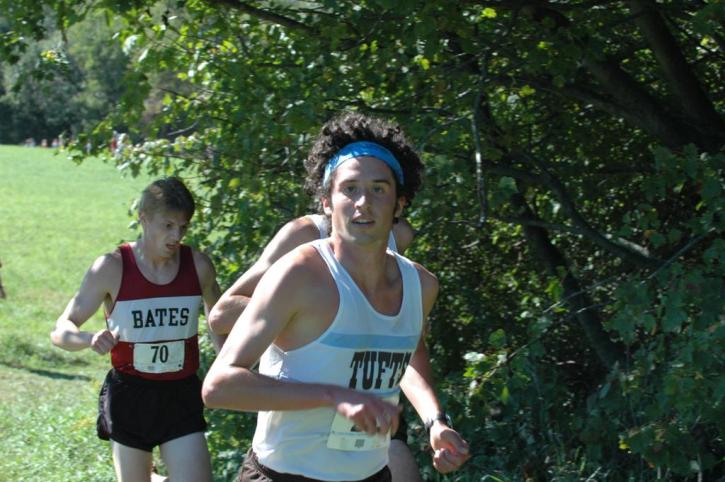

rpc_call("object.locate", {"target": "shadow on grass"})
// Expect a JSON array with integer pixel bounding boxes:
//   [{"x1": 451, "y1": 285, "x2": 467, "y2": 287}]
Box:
[
  {"x1": 0, "y1": 361, "x2": 93, "y2": 381},
  {"x1": 0, "y1": 334, "x2": 93, "y2": 379}
]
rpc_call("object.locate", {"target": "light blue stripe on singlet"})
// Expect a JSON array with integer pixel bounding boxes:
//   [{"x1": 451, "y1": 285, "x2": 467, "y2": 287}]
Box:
[
  {"x1": 319, "y1": 332, "x2": 419, "y2": 350},
  {"x1": 376, "y1": 387, "x2": 402, "y2": 398}
]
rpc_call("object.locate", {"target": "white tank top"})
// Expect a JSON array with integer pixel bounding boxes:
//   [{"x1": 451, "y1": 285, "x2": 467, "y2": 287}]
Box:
[
  {"x1": 252, "y1": 239, "x2": 423, "y2": 480},
  {"x1": 307, "y1": 214, "x2": 398, "y2": 252}
]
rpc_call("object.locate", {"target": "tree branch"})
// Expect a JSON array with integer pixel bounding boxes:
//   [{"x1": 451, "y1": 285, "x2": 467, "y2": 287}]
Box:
[
  {"x1": 471, "y1": 60, "x2": 491, "y2": 227},
  {"x1": 508, "y1": 1, "x2": 710, "y2": 149},
  {"x1": 509, "y1": 191, "x2": 625, "y2": 369},
  {"x1": 581, "y1": 55, "x2": 700, "y2": 149},
  {"x1": 626, "y1": 0, "x2": 725, "y2": 149},
  {"x1": 492, "y1": 215, "x2": 587, "y2": 235},
  {"x1": 482, "y1": 161, "x2": 661, "y2": 269},
  {"x1": 513, "y1": 151, "x2": 661, "y2": 268},
  {"x1": 204, "y1": 0, "x2": 318, "y2": 35},
  {"x1": 460, "y1": 73, "x2": 661, "y2": 268}
]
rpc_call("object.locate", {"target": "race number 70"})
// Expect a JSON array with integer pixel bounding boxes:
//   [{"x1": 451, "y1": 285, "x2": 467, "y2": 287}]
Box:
[{"x1": 150, "y1": 344, "x2": 169, "y2": 363}]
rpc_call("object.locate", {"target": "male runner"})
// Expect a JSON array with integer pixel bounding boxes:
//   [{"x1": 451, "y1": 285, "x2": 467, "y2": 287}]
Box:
[
  {"x1": 207, "y1": 215, "x2": 419, "y2": 480},
  {"x1": 51, "y1": 177, "x2": 220, "y2": 482},
  {"x1": 203, "y1": 112, "x2": 470, "y2": 481}
]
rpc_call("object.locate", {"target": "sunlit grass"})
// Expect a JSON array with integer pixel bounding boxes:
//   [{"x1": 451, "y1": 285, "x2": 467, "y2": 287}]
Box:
[{"x1": 0, "y1": 145, "x2": 149, "y2": 481}]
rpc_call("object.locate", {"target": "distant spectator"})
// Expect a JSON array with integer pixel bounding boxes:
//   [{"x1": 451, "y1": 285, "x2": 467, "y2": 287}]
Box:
[
  {"x1": 115, "y1": 133, "x2": 128, "y2": 158},
  {"x1": 110, "y1": 131, "x2": 118, "y2": 154},
  {"x1": 41, "y1": 139, "x2": 48, "y2": 148}
]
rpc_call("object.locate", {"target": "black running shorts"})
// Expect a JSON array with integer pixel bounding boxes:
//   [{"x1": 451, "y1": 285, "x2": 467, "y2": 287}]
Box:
[
  {"x1": 237, "y1": 449, "x2": 391, "y2": 482},
  {"x1": 97, "y1": 369, "x2": 206, "y2": 452}
]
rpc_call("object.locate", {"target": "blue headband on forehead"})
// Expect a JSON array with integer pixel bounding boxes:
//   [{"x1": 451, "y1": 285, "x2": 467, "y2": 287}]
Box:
[{"x1": 322, "y1": 141, "x2": 405, "y2": 188}]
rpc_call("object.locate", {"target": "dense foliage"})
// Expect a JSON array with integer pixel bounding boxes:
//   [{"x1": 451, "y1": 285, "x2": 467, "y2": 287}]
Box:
[
  {"x1": 0, "y1": 11, "x2": 128, "y2": 144},
  {"x1": 2, "y1": 1, "x2": 723, "y2": 479}
]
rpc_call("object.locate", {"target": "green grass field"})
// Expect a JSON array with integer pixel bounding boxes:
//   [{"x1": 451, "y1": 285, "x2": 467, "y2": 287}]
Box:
[{"x1": 0, "y1": 145, "x2": 149, "y2": 481}]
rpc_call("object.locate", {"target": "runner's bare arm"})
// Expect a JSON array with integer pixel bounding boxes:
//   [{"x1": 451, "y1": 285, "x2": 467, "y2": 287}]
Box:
[
  {"x1": 204, "y1": 246, "x2": 338, "y2": 409},
  {"x1": 202, "y1": 245, "x2": 400, "y2": 435},
  {"x1": 399, "y1": 266, "x2": 441, "y2": 420},
  {"x1": 50, "y1": 253, "x2": 121, "y2": 354},
  {"x1": 192, "y1": 250, "x2": 224, "y2": 351},
  {"x1": 399, "y1": 265, "x2": 470, "y2": 474},
  {"x1": 207, "y1": 217, "x2": 320, "y2": 336}
]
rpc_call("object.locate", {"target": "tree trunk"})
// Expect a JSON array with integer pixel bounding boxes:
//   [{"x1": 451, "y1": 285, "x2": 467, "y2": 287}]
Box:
[
  {"x1": 627, "y1": 0, "x2": 725, "y2": 151},
  {"x1": 511, "y1": 192, "x2": 625, "y2": 369},
  {"x1": 582, "y1": 56, "x2": 698, "y2": 149}
]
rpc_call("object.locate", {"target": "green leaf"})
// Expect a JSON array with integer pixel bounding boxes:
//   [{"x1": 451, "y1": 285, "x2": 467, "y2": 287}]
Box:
[
  {"x1": 662, "y1": 293, "x2": 687, "y2": 333},
  {"x1": 500, "y1": 385, "x2": 510, "y2": 404},
  {"x1": 481, "y1": 7, "x2": 497, "y2": 19},
  {"x1": 598, "y1": 381, "x2": 611, "y2": 399},
  {"x1": 519, "y1": 85, "x2": 535, "y2": 97},
  {"x1": 545, "y1": 277, "x2": 563, "y2": 301},
  {"x1": 650, "y1": 232, "x2": 666, "y2": 248},
  {"x1": 700, "y1": 177, "x2": 722, "y2": 202},
  {"x1": 488, "y1": 329, "x2": 506, "y2": 349}
]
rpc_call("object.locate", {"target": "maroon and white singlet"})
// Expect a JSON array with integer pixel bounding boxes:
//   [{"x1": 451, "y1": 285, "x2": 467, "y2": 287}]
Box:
[{"x1": 106, "y1": 243, "x2": 202, "y2": 380}]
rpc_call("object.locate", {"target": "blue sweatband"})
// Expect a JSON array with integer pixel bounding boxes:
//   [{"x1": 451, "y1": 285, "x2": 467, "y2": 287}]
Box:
[{"x1": 322, "y1": 141, "x2": 404, "y2": 188}]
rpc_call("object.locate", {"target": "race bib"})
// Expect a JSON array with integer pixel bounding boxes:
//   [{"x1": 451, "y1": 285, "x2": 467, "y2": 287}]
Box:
[
  {"x1": 133, "y1": 340, "x2": 185, "y2": 373},
  {"x1": 326, "y1": 394, "x2": 398, "y2": 452}
]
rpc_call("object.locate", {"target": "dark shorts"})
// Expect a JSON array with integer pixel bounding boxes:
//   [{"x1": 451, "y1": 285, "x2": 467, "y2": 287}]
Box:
[
  {"x1": 238, "y1": 449, "x2": 391, "y2": 482},
  {"x1": 97, "y1": 369, "x2": 206, "y2": 452}
]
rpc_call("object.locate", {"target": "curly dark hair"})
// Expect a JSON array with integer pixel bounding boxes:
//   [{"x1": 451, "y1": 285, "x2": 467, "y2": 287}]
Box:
[{"x1": 304, "y1": 112, "x2": 424, "y2": 210}]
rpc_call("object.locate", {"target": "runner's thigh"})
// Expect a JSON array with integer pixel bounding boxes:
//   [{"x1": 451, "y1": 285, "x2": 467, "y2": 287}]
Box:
[
  {"x1": 387, "y1": 439, "x2": 422, "y2": 482},
  {"x1": 159, "y1": 431, "x2": 213, "y2": 482},
  {"x1": 111, "y1": 441, "x2": 153, "y2": 482}
]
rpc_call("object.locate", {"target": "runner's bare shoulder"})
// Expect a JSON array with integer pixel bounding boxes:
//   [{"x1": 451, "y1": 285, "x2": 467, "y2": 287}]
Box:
[
  {"x1": 191, "y1": 249, "x2": 215, "y2": 279},
  {"x1": 260, "y1": 216, "x2": 325, "y2": 266},
  {"x1": 82, "y1": 249, "x2": 123, "y2": 293},
  {"x1": 410, "y1": 261, "x2": 439, "y2": 313},
  {"x1": 393, "y1": 218, "x2": 416, "y2": 253}
]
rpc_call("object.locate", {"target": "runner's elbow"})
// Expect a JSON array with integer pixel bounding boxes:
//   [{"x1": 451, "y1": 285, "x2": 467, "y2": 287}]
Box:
[
  {"x1": 49, "y1": 327, "x2": 68, "y2": 348},
  {"x1": 206, "y1": 308, "x2": 223, "y2": 334},
  {"x1": 49, "y1": 329, "x2": 62, "y2": 347},
  {"x1": 207, "y1": 305, "x2": 232, "y2": 335},
  {"x1": 202, "y1": 368, "x2": 256, "y2": 410},
  {"x1": 201, "y1": 373, "x2": 225, "y2": 408},
  {"x1": 49, "y1": 328, "x2": 74, "y2": 350}
]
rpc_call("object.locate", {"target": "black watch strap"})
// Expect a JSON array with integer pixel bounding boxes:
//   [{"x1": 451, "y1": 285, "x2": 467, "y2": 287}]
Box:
[{"x1": 424, "y1": 412, "x2": 452, "y2": 434}]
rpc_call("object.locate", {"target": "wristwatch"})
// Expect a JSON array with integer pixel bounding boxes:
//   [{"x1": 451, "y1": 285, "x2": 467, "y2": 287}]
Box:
[{"x1": 424, "y1": 412, "x2": 452, "y2": 434}]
